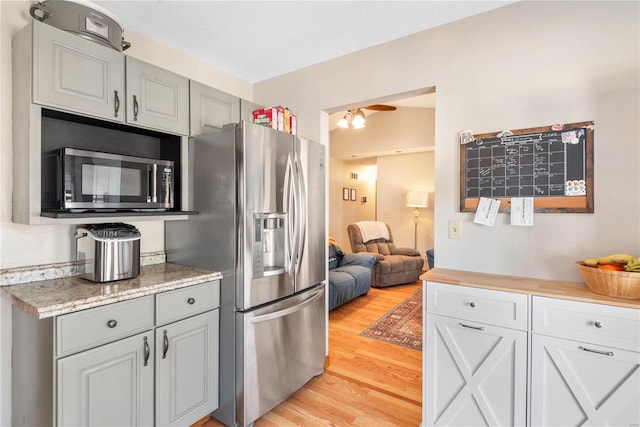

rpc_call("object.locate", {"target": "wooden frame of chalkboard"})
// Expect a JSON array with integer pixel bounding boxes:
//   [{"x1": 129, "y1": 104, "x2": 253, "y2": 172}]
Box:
[{"x1": 460, "y1": 121, "x2": 594, "y2": 213}]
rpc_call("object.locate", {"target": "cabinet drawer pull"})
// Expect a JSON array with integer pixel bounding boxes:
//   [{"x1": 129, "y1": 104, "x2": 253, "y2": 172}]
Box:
[
  {"x1": 594, "y1": 321, "x2": 603, "y2": 328},
  {"x1": 133, "y1": 95, "x2": 139, "y2": 121},
  {"x1": 187, "y1": 297, "x2": 196, "y2": 305},
  {"x1": 143, "y1": 336, "x2": 150, "y2": 366},
  {"x1": 114, "y1": 90, "x2": 120, "y2": 117},
  {"x1": 579, "y1": 346, "x2": 613, "y2": 357},
  {"x1": 106, "y1": 319, "x2": 118, "y2": 328},
  {"x1": 469, "y1": 302, "x2": 476, "y2": 308},
  {"x1": 460, "y1": 323, "x2": 484, "y2": 331},
  {"x1": 162, "y1": 330, "x2": 169, "y2": 359}
]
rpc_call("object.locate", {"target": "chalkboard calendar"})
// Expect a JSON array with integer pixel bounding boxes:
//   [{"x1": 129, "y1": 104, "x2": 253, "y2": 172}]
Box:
[{"x1": 460, "y1": 121, "x2": 594, "y2": 213}]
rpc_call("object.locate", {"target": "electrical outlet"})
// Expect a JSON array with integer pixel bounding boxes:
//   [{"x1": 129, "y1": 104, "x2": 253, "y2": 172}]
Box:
[{"x1": 448, "y1": 220, "x2": 461, "y2": 239}]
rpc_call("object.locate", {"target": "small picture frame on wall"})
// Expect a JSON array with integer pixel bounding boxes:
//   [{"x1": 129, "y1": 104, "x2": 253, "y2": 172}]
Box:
[
  {"x1": 343, "y1": 188, "x2": 350, "y2": 201},
  {"x1": 350, "y1": 188, "x2": 357, "y2": 201}
]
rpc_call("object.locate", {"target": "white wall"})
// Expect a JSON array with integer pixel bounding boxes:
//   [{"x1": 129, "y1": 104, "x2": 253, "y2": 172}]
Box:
[
  {"x1": 0, "y1": 1, "x2": 253, "y2": 423},
  {"x1": 329, "y1": 160, "x2": 377, "y2": 250},
  {"x1": 377, "y1": 152, "x2": 434, "y2": 255},
  {"x1": 254, "y1": 1, "x2": 640, "y2": 282}
]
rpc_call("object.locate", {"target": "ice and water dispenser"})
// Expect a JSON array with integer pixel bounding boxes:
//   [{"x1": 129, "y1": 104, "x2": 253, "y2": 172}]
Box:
[{"x1": 252, "y1": 213, "x2": 287, "y2": 277}]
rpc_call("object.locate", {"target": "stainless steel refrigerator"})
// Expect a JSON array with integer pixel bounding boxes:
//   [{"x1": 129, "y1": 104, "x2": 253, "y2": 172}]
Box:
[{"x1": 166, "y1": 121, "x2": 326, "y2": 427}]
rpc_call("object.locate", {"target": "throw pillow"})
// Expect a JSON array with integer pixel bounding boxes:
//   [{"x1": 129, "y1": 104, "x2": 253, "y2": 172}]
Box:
[{"x1": 328, "y1": 243, "x2": 344, "y2": 269}]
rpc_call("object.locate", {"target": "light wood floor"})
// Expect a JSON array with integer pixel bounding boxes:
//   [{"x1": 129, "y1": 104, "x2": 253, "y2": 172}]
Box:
[{"x1": 200, "y1": 281, "x2": 422, "y2": 426}]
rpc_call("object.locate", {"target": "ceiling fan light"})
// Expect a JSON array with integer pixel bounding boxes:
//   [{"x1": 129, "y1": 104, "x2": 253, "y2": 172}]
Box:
[
  {"x1": 352, "y1": 112, "x2": 365, "y2": 128},
  {"x1": 337, "y1": 116, "x2": 349, "y2": 128}
]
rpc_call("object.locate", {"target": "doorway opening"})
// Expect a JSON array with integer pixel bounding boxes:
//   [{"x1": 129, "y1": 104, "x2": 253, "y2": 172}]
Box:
[{"x1": 326, "y1": 88, "x2": 436, "y2": 258}]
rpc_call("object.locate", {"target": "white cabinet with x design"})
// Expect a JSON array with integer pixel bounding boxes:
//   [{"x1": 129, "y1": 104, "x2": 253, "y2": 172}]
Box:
[
  {"x1": 530, "y1": 297, "x2": 640, "y2": 426},
  {"x1": 423, "y1": 274, "x2": 640, "y2": 427},
  {"x1": 425, "y1": 282, "x2": 529, "y2": 426}
]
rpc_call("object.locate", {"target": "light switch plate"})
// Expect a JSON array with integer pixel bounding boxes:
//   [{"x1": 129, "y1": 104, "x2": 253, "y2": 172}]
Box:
[{"x1": 448, "y1": 220, "x2": 461, "y2": 239}]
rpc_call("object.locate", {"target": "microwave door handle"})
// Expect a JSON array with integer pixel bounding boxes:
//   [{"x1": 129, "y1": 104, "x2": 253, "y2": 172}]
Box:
[{"x1": 149, "y1": 164, "x2": 158, "y2": 203}]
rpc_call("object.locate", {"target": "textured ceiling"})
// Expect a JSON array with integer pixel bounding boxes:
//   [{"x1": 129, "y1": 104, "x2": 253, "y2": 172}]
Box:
[{"x1": 93, "y1": 0, "x2": 516, "y2": 83}]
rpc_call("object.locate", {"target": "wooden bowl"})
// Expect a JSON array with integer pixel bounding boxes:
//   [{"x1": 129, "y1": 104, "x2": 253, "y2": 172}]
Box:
[{"x1": 576, "y1": 262, "x2": 640, "y2": 299}]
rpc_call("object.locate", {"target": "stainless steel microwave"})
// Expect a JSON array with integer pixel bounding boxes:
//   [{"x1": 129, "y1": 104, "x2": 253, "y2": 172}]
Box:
[{"x1": 43, "y1": 148, "x2": 174, "y2": 211}]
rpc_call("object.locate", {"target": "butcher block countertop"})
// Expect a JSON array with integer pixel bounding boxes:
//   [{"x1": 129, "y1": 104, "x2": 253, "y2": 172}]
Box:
[
  {"x1": 3, "y1": 263, "x2": 222, "y2": 319},
  {"x1": 421, "y1": 268, "x2": 640, "y2": 309}
]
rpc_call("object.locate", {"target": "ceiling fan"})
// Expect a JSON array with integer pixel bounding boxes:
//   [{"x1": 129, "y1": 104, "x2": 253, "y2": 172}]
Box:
[{"x1": 337, "y1": 104, "x2": 397, "y2": 129}]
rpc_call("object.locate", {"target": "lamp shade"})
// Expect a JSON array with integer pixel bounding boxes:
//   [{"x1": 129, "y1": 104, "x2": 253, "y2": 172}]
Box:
[{"x1": 406, "y1": 191, "x2": 429, "y2": 208}]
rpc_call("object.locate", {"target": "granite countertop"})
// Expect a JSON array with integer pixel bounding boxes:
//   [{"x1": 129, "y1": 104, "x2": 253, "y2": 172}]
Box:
[{"x1": 3, "y1": 263, "x2": 222, "y2": 319}]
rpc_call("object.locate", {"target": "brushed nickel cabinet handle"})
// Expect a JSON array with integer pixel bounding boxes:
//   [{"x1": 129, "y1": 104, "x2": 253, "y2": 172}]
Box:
[
  {"x1": 106, "y1": 319, "x2": 118, "y2": 328},
  {"x1": 460, "y1": 323, "x2": 484, "y2": 331},
  {"x1": 114, "y1": 90, "x2": 120, "y2": 117},
  {"x1": 594, "y1": 321, "x2": 603, "y2": 328},
  {"x1": 133, "y1": 95, "x2": 139, "y2": 121},
  {"x1": 469, "y1": 302, "x2": 476, "y2": 308},
  {"x1": 187, "y1": 297, "x2": 195, "y2": 305},
  {"x1": 143, "y1": 336, "x2": 150, "y2": 366},
  {"x1": 162, "y1": 330, "x2": 169, "y2": 359},
  {"x1": 580, "y1": 346, "x2": 613, "y2": 356}
]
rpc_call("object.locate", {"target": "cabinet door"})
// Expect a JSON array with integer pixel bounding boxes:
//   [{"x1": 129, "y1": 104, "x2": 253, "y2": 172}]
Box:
[
  {"x1": 57, "y1": 332, "x2": 154, "y2": 427},
  {"x1": 425, "y1": 314, "x2": 527, "y2": 426},
  {"x1": 126, "y1": 57, "x2": 190, "y2": 135},
  {"x1": 190, "y1": 81, "x2": 240, "y2": 136},
  {"x1": 155, "y1": 310, "x2": 219, "y2": 426},
  {"x1": 33, "y1": 20, "x2": 125, "y2": 122},
  {"x1": 240, "y1": 99, "x2": 263, "y2": 124},
  {"x1": 531, "y1": 334, "x2": 640, "y2": 427}
]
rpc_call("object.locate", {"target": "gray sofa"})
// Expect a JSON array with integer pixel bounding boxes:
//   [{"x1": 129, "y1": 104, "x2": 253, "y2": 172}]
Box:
[
  {"x1": 328, "y1": 246, "x2": 376, "y2": 311},
  {"x1": 347, "y1": 223, "x2": 424, "y2": 288}
]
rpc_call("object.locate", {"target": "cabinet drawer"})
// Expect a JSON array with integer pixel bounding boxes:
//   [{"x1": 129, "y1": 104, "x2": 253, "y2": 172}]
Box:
[
  {"x1": 426, "y1": 281, "x2": 528, "y2": 330},
  {"x1": 532, "y1": 296, "x2": 640, "y2": 352},
  {"x1": 56, "y1": 296, "x2": 154, "y2": 357},
  {"x1": 156, "y1": 281, "x2": 220, "y2": 326}
]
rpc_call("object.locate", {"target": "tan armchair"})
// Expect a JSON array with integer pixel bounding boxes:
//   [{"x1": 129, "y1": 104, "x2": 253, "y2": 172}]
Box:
[{"x1": 347, "y1": 222, "x2": 424, "y2": 288}]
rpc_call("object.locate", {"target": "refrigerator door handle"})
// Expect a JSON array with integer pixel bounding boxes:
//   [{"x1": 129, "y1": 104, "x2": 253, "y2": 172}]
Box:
[
  {"x1": 293, "y1": 154, "x2": 306, "y2": 270},
  {"x1": 249, "y1": 288, "x2": 324, "y2": 324},
  {"x1": 284, "y1": 154, "x2": 296, "y2": 276}
]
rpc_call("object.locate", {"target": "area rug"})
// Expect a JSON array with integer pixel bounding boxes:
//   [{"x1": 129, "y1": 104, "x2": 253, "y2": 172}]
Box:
[{"x1": 360, "y1": 288, "x2": 423, "y2": 351}]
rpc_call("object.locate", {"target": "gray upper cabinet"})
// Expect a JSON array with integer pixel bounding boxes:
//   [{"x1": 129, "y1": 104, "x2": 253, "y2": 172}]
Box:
[
  {"x1": 190, "y1": 80, "x2": 240, "y2": 136},
  {"x1": 127, "y1": 57, "x2": 190, "y2": 135},
  {"x1": 28, "y1": 20, "x2": 189, "y2": 136},
  {"x1": 240, "y1": 98, "x2": 263, "y2": 124},
  {"x1": 32, "y1": 19, "x2": 125, "y2": 122}
]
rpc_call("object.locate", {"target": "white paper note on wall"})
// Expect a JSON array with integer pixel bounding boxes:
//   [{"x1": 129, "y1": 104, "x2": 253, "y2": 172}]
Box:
[
  {"x1": 473, "y1": 197, "x2": 500, "y2": 226},
  {"x1": 511, "y1": 197, "x2": 534, "y2": 226}
]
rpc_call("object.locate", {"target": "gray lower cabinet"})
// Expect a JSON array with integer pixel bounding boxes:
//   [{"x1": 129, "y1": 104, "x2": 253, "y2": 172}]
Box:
[
  {"x1": 156, "y1": 311, "x2": 219, "y2": 426},
  {"x1": 57, "y1": 332, "x2": 154, "y2": 426},
  {"x1": 190, "y1": 80, "x2": 240, "y2": 136},
  {"x1": 12, "y1": 280, "x2": 220, "y2": 427}
]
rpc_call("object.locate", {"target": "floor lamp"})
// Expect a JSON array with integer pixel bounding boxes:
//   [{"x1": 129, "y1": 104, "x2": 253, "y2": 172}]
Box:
[{"x1": 406, "y1": 191, "x2": 429, "y2": 249}]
